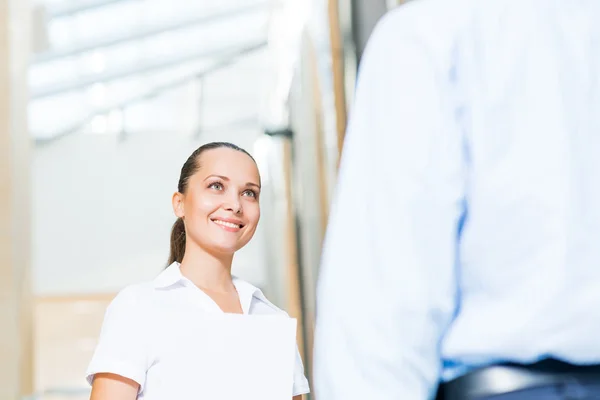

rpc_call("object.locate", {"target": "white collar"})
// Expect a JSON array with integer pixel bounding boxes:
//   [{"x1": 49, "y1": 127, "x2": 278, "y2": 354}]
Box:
[{"x1": 153, "y1": 262, "x2": 271, "y2": 308}]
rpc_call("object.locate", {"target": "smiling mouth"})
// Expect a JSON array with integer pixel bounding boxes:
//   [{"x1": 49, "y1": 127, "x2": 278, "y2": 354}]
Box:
[{"x1": 211, "y1": 219, "x2": 244, "y2": 229}]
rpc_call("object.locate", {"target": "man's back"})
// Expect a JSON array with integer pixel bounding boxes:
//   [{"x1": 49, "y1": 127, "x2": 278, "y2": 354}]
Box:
[
  {"x1": 314, "y1": 0, "x2": 600, "y2": 398},
  {"x1": 443, "y1": 0, "x2": 600, "y2": 379}
]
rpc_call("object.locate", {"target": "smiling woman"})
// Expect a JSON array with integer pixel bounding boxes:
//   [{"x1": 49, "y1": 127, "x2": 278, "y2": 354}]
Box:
[
  {"x1": 168, "y1": 142, "x2": 261, "y2": 265},
  {"x1": 86, "y1": 142, "x2": 309, "y2": 400}
]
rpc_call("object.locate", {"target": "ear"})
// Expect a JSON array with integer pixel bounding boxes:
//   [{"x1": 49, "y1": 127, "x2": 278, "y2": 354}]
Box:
[{"x1": 172, "y1": 192, "x2": 185, "y2": 218}]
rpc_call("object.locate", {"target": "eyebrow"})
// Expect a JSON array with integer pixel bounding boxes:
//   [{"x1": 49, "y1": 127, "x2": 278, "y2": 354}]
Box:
[{"x1": 205, "y1": 175, "x2": 261, "y2": 189}]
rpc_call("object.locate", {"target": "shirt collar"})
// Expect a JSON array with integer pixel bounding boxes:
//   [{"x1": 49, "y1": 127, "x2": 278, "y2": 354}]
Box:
[
  {"x1": 153, "y1": 261, "x2": 185, "y2": 289},
  {"x1": 153, "y1": 262, "x2": 268, "y2": 311},
  {"x1": 232, "y1": 275, "x2": 267, "y2": 313}
]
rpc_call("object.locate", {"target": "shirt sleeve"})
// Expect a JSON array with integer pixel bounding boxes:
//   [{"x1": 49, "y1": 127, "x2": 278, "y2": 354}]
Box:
[
  {"x1": 313, "y1": 7, "x2": 467, "y2": 400},
  {"x1": 86, "y1": 286, "x2": 150, "y2": 391},
  {"x1": 292, "y1": 345, "x2": 310, "y2": 396}
]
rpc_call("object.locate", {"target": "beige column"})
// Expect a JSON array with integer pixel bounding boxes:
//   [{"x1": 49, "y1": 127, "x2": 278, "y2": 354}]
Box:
[
  {"x1": 328, "y1": 0, "x2": 348, "y2": 163},
  {"x1": 0, "y1": 0, "x2": 33, "y2": 398}
]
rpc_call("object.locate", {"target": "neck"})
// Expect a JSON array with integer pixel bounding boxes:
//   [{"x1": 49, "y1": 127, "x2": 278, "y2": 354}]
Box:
[{"x1": 179, "y1": 242, "x2": 235, "y2": 292}]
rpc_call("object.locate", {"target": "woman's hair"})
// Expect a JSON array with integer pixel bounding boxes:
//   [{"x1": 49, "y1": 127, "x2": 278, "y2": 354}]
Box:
[{"x1": 168, "y1": 141, "x2": 256, "y2": 265}]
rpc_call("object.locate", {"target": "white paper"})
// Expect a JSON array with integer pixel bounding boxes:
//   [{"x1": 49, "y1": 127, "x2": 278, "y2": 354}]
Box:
[{"x1": 156, "y1": 313, "x2": 298, "y2": 400}]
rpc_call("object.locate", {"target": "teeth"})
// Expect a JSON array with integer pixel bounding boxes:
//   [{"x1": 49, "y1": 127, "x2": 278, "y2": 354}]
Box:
[{"x1": 213, "y1": 220, "x2": 240, "y2": 229}]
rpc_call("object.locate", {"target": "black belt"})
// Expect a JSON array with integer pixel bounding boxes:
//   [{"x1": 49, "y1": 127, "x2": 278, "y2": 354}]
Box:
[{"x1": 439, "y1": 359, "x2": 600, "y2": 400}]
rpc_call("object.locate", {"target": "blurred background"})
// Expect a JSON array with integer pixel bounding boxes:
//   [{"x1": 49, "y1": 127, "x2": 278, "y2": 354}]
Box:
[{"x1": 1, "y1": 0, "x2": 406, "y2": 399}]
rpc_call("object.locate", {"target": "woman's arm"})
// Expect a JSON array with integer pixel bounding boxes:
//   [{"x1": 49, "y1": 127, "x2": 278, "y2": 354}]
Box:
[
  {"x1": 90, "y1": 373, "x2": 139, "y2": 400},
  {"x1": 86, "y1": 288, "x2": 149, "y2": 398},
  {"x1": 292, "y1": 395, "x2": 303, "y2": 400}
]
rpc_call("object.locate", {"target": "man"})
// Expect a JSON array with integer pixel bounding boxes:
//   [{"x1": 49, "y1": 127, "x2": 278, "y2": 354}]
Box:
[{"x1": 313, "y1": 0, "x2": 600, "y2": 399}]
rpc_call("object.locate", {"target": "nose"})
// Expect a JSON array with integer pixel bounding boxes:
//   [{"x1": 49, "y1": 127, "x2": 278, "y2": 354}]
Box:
[{"x1": 224, "y1": 194, "x2": 242, "y2": 214}]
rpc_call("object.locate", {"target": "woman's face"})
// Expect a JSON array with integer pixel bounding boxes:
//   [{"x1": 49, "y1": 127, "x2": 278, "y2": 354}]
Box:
[{"x1": 173, "y1": 147, "x2": 261, "y2": 256}]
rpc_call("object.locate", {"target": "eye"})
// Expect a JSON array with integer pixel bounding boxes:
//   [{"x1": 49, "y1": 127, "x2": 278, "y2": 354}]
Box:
[
  {"x1": 208, "y1": 182, "x2": 223, "y2": 190},
  {"x1": 242, "y1": 189, "x2": 257, "y2": 198}
]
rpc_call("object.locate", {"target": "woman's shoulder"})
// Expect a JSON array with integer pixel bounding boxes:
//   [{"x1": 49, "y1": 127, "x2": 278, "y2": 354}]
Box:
[{"x1": 106, "y1": 281, "x2": 156, "y2": 313}]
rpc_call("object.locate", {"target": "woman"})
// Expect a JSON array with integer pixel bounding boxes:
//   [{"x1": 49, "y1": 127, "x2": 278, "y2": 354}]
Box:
[{"x1": 86, "y1": 142, "x2": 310, "y2": 399}]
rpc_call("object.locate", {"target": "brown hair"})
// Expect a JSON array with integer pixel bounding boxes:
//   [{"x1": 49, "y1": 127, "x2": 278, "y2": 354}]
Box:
[{"x1": 168, "y1": 141, "x2": 256, "y2": 265}]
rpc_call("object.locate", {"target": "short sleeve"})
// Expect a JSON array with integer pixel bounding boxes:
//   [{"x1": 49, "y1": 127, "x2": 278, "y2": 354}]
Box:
[
  {"x1": 86, "y1": 286, "x2": 149, "y2": 391},
  {"x1": 293, "y1": 345, "x2": 310, "y2": 396}
]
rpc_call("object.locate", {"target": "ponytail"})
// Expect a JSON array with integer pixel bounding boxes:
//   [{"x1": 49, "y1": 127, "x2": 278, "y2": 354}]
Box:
[{"x1": 168, "y1": 217, "x2": 186, "y2": 265}]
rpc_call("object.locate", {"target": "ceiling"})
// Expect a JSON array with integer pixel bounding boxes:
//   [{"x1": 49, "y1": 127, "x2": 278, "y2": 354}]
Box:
[{"x1": 29, "y1": 0, "x2": 279, "y2": 143}]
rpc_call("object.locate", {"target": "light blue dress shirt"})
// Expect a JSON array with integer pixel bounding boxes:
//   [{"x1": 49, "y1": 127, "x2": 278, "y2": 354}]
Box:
[{"x1": 313, "y1": 0, "x2": 600, "y2": 399}]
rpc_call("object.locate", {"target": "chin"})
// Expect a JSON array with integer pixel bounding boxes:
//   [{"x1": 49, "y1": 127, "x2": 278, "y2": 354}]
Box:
[{"x1": 208, "y1": 241, "x2": 247, "y2": 255}]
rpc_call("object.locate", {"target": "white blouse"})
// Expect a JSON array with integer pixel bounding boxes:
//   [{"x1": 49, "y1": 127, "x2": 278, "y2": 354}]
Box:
[{"x1": 86, "y1": 262, "x2": 310, "y2": 398}]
